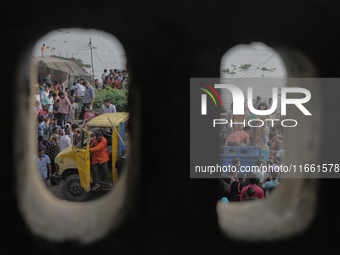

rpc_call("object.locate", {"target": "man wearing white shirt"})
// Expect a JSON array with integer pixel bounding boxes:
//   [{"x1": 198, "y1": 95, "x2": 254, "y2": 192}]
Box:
[
  {"x1": 40, "y1": 85, "x2": 49, "y2": 102},
  {"x1": 100, "y1": 99, "x2": 117, "y2": 114},
  {"x1": 59, "y1": 128, "x2": 72, "y2": 151},
  {"x1": 74, "y1": 79, "x2": 85, "y2": 103}
]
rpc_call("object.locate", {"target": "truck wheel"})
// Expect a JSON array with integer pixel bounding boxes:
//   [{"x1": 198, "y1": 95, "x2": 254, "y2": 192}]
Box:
[{"x1": 62, "y1": 174, "x2": 90, "y2": 202}]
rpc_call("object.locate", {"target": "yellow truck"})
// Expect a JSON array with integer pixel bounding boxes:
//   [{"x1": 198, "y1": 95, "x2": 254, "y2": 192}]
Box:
[{"x1": 52, "y1": 112, "x2": 129, "y2": 201}]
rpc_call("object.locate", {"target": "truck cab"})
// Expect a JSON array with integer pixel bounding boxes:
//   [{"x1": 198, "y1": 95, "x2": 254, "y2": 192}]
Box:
[{"x1": 52, "y1": 112, "x2": 129, "y2": 201}]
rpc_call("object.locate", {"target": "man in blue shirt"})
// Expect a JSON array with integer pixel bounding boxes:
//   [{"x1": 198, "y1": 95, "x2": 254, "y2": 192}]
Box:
[
  {"x1": 35, "y1": 147, "x2": 52, "y2": 185},
  {"x1": 262, "y1": 171, "x2": 280, "y2": 196}
]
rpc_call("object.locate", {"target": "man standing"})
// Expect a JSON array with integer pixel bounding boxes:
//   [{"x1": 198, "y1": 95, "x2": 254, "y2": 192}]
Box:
[
  {"x1": 100, "y1": 98, "x2": 116, "y2": 114},
  {"x1": 65, "y1": 96, "x2": 78, "y2": 121},
  {"x1": 41, "y1": 44, "x2": 46, "y2": 58},
  {"x1": 79, "y1": 80, "x2": 95, "y2": 120},
  {"x1": 90, "y1": 131, "x2": 110, "y2": 190},
  {"x1": 59, "y1": 128, "x2": 72, "y2": 151},
  {"x1": 35, "y1": 147, "x2": 52, "y2": 186},
  {"x1": 54, "y1": 81, "x2": 61, "y2": 92},
  {"x1": 40, "y1": 85, "x2": 49, "y2": 102},
  {"x1": 49, "y1": 118, "x2": 62, "y2": 138},
  {"x1": 253, "y1": 96, "x2": 261, "y2": 110},
  {"x1": 266, "y1": 97, "x2": 273, "y2": 109},
  {"x1": 45, "y1": 74, "x2": 52, "y2": 84},
  {"x1": 45, "y1": 134, "x2": 58, "y2": 185},
  {"x1": 101, "y1": 69, "x2": 108, "y2": 85},
  {"x1": 42, "y1": 90, "x2": 54, "y2": 114},
  {"x1": 74, "y1": 79, "x2": 85, "y2": 103},
  {"x1": 57, "y1": 92, "x2": 71, "y2": 128},
  {"x1": 37, "y1": 115, "x2": 48, "y2": 143}
]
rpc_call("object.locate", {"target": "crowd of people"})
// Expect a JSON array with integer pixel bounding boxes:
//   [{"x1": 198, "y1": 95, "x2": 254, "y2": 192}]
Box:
[
  {"x1": 34, "y1": 69, "x2": 128, "y2": 187},
  {"x1": 220, "y1": 95, "x2": 285, "y2": 203}
]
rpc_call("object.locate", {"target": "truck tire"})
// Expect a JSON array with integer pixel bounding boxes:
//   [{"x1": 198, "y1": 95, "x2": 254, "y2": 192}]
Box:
[{"x1": 62, "y1": 174, "x2": 90, "y2": 202}]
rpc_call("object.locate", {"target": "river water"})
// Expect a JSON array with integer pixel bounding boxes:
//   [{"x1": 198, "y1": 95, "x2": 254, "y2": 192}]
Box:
[
  {"x1": 32, "y1": 28, "x2": 126, "y2": 80},
  {"x1": 220, "y1": 42, "x2": 287, "y2": 110}
]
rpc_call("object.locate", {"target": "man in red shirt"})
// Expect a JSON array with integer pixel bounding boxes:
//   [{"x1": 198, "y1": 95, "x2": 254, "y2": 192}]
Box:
[
  {"x1": 90, "y1": 131, "x2": 110, "y2": 190},
  {"x1": 226, "y1": 126, "x2": 251, "y2": 146},
  {"x1": 240, "y1": 172, "x2": 264, "y2": 200}
]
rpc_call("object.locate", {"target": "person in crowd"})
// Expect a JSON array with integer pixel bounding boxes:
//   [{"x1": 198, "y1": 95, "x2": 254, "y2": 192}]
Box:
[
  {"x1": 45, "y1": 134, "x2": 59, "y2": 186},
  {"x1": 38, "y1": 103, "x2": 51, "y2": 124},
  {"x1": 35, "y1": 147, "x2": 51, "y2": 186},
  {"x1": 70, "y1": 82, "x2": 76, "y2": 97},
  {"x1": 271, "y1": 157, "x2": 282, "y2": 174},
  {"x1": 238, "y1": 173, "x2": 250, "y2": 194},
  {"x1": 270, "y1": 127, "x2": 282, "y2": 146},
  {"x1": 82, "y1": 105, "x2": 96, "y2": 128},
  {"x1": 71, "y1": 124, "x2": 80, "y2": 145},
  {"x1": 118, "y1": 70, "x2": 123, "y2": 82},
  {"x1": 52, "y1": 84, "x2": 59, "y2": 96},
  {"x1": 42, "y1": 90, "x2": 54, "y2": 114},
  {"x1": 270, "y1": 139, "x2": 282, "y2": 156},
  {"x1": 115, "y1": 148, "x2": 126, "y2": 180},
  {"x1": 102, "y1": 69, "x2": 108, "y2": 85},
  {"x1": 49, "y1": 118, "x2": 61, "y2": 137},
  {"x1": 54, "y1": 81, "x2": 60, "y2": 92},
  {"x1": 74, "y1": 79, "x2": 85, "y2": 103},
  {"x1": 41, "y1": 44, "x2": 46, "y2": 58},
  {"x1": 59, "y1": 127, "x2": 72, "y2": 151},
  {"x1": 107, "y1": 69, "x2": 115, "y2": 80},
  {"x1": 65, "y1": 96, "x2": 78, "y2": 121},
  {"x1": 64, "y1": 88, "x2": 69, "y2": 98},
  {"x1": 100, "y1": 98, "x2": 117, "y2": 114},
  {"x1": 104, "y1": 76, "x2": 112, "y2": 88},
  {"x1": 37, "y1": 135, "x2": 46, "y2": 154},
  {"x1": 38, "y1": 83, "x2": 44, "y2": 101},
  {"x1": 252, "y1": 159, "x2": 266, "y2": 187},
  {"x1": 122, "y1": 76, "x2": 129, "y2": 90},
  {"x1": 57, "y1": 92, "x2": 71, "y2": 127},
  {"x1": 34, "y1": 88, "x2": 41, "y2": 107},
  {"x1": 79, "y1": 80, "x2": 95, "y2": 120},
  {"x1": 37, "y1": 113, "x2": 48, "y2": 143},
  {"x1": 266, "y1": 97, "x2": 274, "y2": 112},
  {"x1": 48, "y1": 127, "x2": 60, "y2": 153},
  {"x1": 240, "y1": 187, "x2": 260, "y2": 202},
  {"x1": 222, "y1": 158, "x2": 240, "y2": 202},
  {"x1": 45, "y1": 74, "x2": 52, "y2": 84},
  {"x1": 34, "y1": 101, "x2": 42, "y2": 116},
  {"x1": 94, "y1": 79, "x2": 99, "y2": 89},
  {"x1": 226, "y1": 126, "x2": 251, "y2": 146},
  {"x1": 52, "y1": 99, "x2": 59, "y2": 119},
  {"x1": 40, "y1": 85, "x2": 49, "y2": 102},
  {"x1": 253, "y1": 96, "x2": 261, "y2": 109},
  {"x1": 90, "y1": 131, "x2": 110, "y2": 190},
  {"x1": 275, "y1": 142, "x2": 285, "y2": 162},
  {"x1": 240, "y1": 172, "x2": 264, "y2": 200},
  {"x1": 262, "y1": 170, "x2": 280, "y2": 196},
  {"x1": 112, "y1": 77, "x2": 122, "y2": 89}
]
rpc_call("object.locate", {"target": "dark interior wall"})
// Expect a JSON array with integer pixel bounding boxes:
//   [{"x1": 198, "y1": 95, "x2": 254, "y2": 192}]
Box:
[{"x1": 2, "y1": 0, "x2": 340, "y2": 254}]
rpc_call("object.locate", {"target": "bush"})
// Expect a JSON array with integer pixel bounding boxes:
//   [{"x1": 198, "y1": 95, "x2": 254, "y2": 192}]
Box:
[{"x1": 76, "y1": 87, "x2": 128, "y2": 112}]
